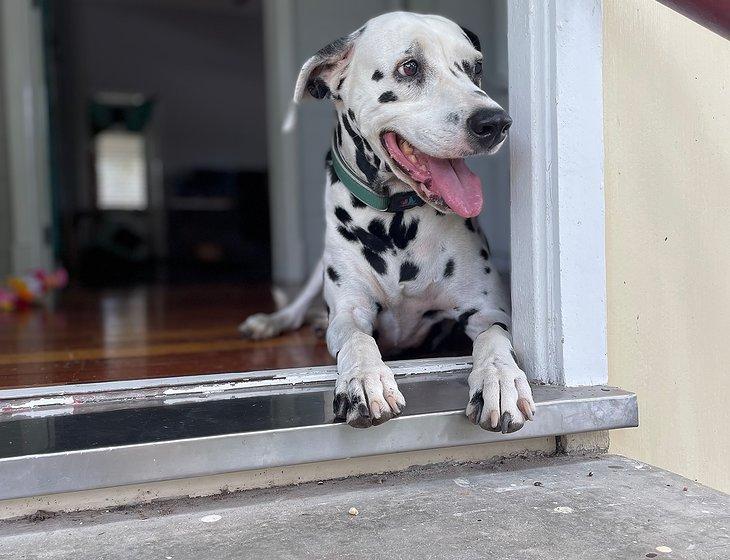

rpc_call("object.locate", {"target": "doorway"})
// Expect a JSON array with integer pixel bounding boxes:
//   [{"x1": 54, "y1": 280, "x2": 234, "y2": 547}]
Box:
[{"x1": 47, "y1": 0, "x2": 271, "y2": 286}]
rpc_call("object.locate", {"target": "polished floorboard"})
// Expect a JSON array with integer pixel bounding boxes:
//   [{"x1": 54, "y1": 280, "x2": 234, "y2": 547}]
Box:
[{"x1": 0, "y1": 284, "x2": 333, "y2": 390}]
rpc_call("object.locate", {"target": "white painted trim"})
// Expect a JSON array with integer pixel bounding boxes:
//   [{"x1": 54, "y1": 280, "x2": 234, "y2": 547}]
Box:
[
  {"x1": 508, "y1": 0, "x2": 607, "y2": 386},
  {"x1": 0, "y1": 0, "x2": 52, "y2": 274}
]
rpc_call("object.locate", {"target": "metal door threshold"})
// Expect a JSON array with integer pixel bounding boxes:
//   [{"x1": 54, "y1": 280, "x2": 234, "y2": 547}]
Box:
[{"x1": 0, "y1": 360, "x2": 637, "y2": 500}]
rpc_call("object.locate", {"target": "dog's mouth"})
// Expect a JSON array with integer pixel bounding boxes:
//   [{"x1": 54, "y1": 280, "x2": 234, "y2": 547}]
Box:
[{"x1": 381, "y1": 131, "x2": 483, "y2": 218}]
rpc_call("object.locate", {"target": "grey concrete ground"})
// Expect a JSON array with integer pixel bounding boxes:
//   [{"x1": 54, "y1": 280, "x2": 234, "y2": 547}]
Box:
[{"x1": 0, "y1": 455, "x2": 727, "y2": 560}]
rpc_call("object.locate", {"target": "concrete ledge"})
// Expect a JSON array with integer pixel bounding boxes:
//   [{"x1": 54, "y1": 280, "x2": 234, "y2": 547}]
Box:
[
  {"x1": 0, "y1": 437, "x2": 555, "y2": 520},
  {"x1": 1, "y1": 455, "x2": 727, "y2": 559}
]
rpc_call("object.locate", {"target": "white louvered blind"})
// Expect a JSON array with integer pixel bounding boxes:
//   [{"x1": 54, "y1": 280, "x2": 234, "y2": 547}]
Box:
[{"x1": 94, "y1": 130, "x2": 148, "y2": 210}]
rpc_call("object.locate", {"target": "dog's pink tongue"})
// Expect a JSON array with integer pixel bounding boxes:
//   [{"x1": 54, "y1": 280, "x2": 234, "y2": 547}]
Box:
[{"x1": 424, "y1": 156, "x2": 483, "y2": 218}]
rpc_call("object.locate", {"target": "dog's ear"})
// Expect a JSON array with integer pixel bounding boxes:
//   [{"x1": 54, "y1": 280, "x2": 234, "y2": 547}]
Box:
[
  {"x1": 460, "y1": 26, "x2": 481, "y2": 53},
  {"x1": 283, "y1": 29, "x2": 363, "y2": 132}
]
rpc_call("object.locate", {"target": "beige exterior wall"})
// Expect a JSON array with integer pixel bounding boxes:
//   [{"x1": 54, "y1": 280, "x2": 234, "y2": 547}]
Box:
[{"x1": 603, "y1": 0, "x2": 730, "y2": 492}]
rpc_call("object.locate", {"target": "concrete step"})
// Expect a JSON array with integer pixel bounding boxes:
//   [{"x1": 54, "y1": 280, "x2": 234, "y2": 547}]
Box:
[{"x1": 0, "y1": 455, "x2": 727, "y2": 560}]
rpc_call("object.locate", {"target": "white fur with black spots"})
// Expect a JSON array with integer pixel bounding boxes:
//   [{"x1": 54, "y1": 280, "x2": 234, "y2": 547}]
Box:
[{"x1": 240, "y1": 12, "x2": 533, "y2": 432}]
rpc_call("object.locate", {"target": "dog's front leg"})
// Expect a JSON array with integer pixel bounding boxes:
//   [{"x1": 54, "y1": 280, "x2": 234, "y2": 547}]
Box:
[
  {"x1": 327, "y1": 311, "x2": 405, "y2": 428},
  {"x1": 466, "y1": 324, "x2": 536, "y2": 434}
]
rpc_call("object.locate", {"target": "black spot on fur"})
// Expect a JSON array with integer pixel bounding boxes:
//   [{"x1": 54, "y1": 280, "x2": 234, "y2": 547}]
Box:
[
  {"x1": 384, "y1": 162, "x2": 392, "y2": 172},
  {"x1": 325, "y1": 303, "x2": 330, "y2": 316},
  {"x1": 351, "y1": 194, "x2": 366, "y2": 208},
  {"x1": 341, "y1": 110, "x2": 379, "y2": 184},
  {"x1": 337, "y1": 225, "x2": 357, "y2": 242},
  {"x1": 336, "y1": 76, "x2": 345, "y2": 90},
  {"x1": 458, "y1": 308, "x2": 479, "y2": 328},
  {"x1": 336, "y1": 120, "x2": 343, "y2": 148},
  {"x1": 389, "y1": 212, "x2": 419, "y2": 250},
  {"x1": 354, "y1": 225, "x2": 391, "y2": 254},
  {"x1": 327, "y1": 266, "x2": 340, "y2": 284},
  {"x1": 462, "y1": 60, "x2": 472, "y2": 75},
  {"x1": 399, "y1": 261, "x2": 419, "y2": 282},
  {"x1": 443, "y1": 258, "x2": 455, "y2": 278},
  {"x1": 341, "y1": 112, "x2": 361, "y2": 147},
  {"x1": 375, "y1": 302, "x2": 383, "y2": 313},
  {"x1": 434, "y1": 210, "x2": 446, "y2": 217},
  {"x1": 362, "y1": 248, "x2": 387, "y2": 275},
  {"x1": 454, "y1": 61, "x2": 463, "y2": 72},
  {"x1": 367, "y1": 219, "x2": 387, "y2": 236},
  {"x1": 447, "y1": 112, "x2": 459, "y2": 124},
  {"x1": 334, "y1": 206, "x2": 351, "y2": 223},
  {"x1": 465, "y1": 218, "x2": 476, "y2": 232},
  {"x1": 480, "y1": 248, "x2": 489, "y2": 260},
  {"x1": 460, "y1": 26, "x2": 481, "y2": 52},
  {"x1": 423, "y1": 309, "x2": 440, "y2": 318},
  {"x1": 367, "y1": 219, "x2": 393, "y2": 251},
  {"x1": 484, "y1": 266, "x2": 492, "y2": 274},
  {"x1": 307, "y1": 77, "x2": 329, "y2": 99},
  {"x1": 372, "y1": 70, "x2": 383, "y2": 81},
  {"x1": 316, "y1": 35, "x2": 350, "y2": 59},
  {"x1": 356, "y1": 151, "x2": 378, "y2": 183},
  {"x1": 378, "y1": 91, "x2": 398, "y2": 103}
]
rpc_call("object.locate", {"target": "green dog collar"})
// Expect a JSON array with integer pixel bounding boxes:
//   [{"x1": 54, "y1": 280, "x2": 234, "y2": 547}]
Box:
[{"x1": 330, "y1": 141, "x2": 425, "y2": 212}]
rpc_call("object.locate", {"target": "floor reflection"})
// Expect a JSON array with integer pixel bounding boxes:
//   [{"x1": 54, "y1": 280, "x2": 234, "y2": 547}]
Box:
[{"x1": 0, "y1": 285, "x2": 334, "y2": 389}]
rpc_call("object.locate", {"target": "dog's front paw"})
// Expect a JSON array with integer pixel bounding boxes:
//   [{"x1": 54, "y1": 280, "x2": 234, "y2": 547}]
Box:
[
  {"x1": 333, "y1": 363, "x2": 406, "y2": 429},
  {"x1": 466, "y1": 361, "x2": 535, "y2": 434},
  {"x1": 238, "y1": 313, "x2": 282, "y2": 340}
]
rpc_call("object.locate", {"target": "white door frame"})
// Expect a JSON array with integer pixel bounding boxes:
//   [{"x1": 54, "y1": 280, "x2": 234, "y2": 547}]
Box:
[{"x1": 508, "y1": 0, "x2": 607, "y2": 386}]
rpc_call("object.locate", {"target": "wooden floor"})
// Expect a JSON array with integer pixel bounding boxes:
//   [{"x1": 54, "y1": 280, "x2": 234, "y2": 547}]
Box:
[{"x1": 0, "y1": 285, "x2": 333, "y2": 390}]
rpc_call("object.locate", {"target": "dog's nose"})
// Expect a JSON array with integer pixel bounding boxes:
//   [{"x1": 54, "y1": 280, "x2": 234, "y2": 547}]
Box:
[{"x1": 467, "y1": 109, "x2": 512, "y2": 146}]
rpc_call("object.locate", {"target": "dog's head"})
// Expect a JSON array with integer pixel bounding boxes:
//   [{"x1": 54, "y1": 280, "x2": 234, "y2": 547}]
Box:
[{"x1": 290, "y1": 11, "x2": 511, "y2": 218}]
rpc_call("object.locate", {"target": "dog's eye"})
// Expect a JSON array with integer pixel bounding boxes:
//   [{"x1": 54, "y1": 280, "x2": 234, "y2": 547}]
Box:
[
  {"x1": 399, "y1": 59, "x2": 419, "y2": 77},
  {"x1": 474, "y1": 61, "x2": 483, "y2": 76}
]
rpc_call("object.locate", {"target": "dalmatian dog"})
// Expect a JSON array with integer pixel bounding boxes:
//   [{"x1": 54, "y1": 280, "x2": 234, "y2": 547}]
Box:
[{"x1": 240, "y1": 12, "x2": 535, "y2": 433}]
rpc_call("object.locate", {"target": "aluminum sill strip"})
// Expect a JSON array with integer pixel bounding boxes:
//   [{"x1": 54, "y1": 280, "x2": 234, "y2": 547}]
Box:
[{"x1": 0, "y1": 359, "x2": 638, "y2": 501}]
